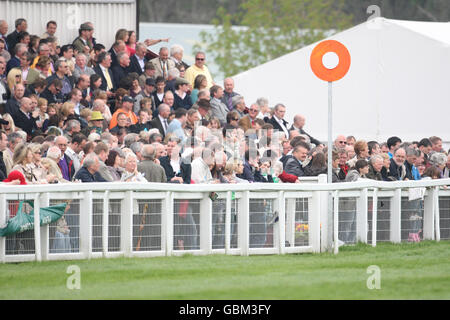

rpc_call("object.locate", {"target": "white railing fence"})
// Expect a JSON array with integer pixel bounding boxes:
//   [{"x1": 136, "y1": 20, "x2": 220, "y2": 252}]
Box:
[{"x1": 0, "y1": 176, "x2": 449, "y2": 263}]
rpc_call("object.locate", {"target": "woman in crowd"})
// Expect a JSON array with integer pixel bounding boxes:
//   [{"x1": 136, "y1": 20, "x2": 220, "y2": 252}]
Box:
[
  {"x1": 121, "y1": 153, "x2": 146, "y2": 182},
  {"x1": 29, "y1": 143, "x2": 55, "y2": 184},
  {"x1": 190, "y1": 74, "x2": 207, "y2": 105},
  {"x1": 105, "y1": 149, "x2": 124, "y2": 181},
  {"x1": 345, "y1": 159, "x2": 370, "y2": 182},
  {"x1": 126, "y1": 30, "x2": 137, "y2": 57},
  {"x1": 1, "y1": 113, "x2": 16, "y2": 134},
  {"x1": 11, "y1": 143, "x2": 41, "y2": 184}
]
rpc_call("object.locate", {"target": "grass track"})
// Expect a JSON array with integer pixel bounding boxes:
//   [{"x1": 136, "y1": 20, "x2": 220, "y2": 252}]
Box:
[{"x1": 0, "y1": 241, "x2": 449, "y2": 300}]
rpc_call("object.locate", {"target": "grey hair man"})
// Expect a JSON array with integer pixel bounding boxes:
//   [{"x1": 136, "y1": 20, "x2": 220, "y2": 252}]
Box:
[{"x1": 137, "y1": 144, "x2": 167, "y2": 182}]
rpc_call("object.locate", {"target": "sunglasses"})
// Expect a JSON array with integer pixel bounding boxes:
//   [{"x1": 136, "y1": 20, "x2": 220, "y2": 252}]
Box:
[
  {"x1": 196, "y1": 58, "x2": 205, "y2": 61},
  {"x1": 232, "y1": 118, "x2": 239, "y2": 121},
  {"x1": 338, "y1": 141, "x2": 347, "y2": 145}
]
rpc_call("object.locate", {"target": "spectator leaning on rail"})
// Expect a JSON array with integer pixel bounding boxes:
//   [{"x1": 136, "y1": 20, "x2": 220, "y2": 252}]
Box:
[
  {"x1": 389, "y1": 147, "x2": 407, "y2": 181},
  {"x1": 73, "y1": 152, "x2": 102, "y2": 183}
]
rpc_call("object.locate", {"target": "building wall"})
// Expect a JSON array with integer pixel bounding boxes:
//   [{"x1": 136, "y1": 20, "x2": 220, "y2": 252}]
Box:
[{"x1": 0, "y1": 0, "x2": 137, "y2": 50}]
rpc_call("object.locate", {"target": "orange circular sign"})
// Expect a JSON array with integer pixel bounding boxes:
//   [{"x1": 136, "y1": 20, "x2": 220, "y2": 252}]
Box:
[{"x1": 310, "y1": 40, "x2": 351, "y2": 82}]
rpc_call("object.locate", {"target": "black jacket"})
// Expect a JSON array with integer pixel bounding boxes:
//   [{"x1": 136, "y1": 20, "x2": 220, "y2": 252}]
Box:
[
  {"x1": 93, "y1": 65, "x2": 116, "y2": 92},
  {"x1": 12, "y1": 109, "x2": 38, "y2": 137},
  {"x1": 128, "y1": 55, "x2": 147, "y2": 75},
  {"x1": 159, "y1": 156, "x2": 191, "y2": 184}
]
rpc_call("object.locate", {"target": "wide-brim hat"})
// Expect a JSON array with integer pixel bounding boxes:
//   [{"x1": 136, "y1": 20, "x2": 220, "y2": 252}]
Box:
[{"x1": 90, "y1": 111, "x2": 104, "y2": 121}]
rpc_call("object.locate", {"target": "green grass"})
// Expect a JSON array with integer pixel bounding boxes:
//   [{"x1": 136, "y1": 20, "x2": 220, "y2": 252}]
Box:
[{"x1": 0, "y1": 241, "x2": 449, "y2": 300}]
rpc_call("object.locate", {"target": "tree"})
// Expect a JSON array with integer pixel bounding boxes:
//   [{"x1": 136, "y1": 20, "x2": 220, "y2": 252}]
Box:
[{"x1": 195, "y1": 0, "x2": 353, "y2": 77}]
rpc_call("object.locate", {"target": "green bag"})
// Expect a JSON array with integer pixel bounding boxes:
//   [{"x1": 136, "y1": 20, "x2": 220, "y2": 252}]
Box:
[{"x1": 0, "y1": 201, "x2": 68, "y2": 237}]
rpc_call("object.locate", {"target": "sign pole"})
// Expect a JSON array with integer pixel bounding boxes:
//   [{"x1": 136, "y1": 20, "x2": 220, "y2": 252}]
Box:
[{"x1": 327, "y1": 81, "x2": 334, "y2": 251}]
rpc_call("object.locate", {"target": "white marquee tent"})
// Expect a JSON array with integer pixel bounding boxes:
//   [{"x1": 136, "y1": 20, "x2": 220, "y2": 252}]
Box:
[{"x1": 232, "y1": 18, "x2": 450, "y2": 146}]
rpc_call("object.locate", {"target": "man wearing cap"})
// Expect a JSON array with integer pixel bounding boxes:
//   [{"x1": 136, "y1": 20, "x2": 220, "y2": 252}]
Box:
[
  {"x1": 109, "y1": 95, "x2": 138, "y2": 130},
  {"x1": 134, "y1": 77, "x2": 156, "y2": 114},
  {"x1": 72, "y1": 23, "x2": 94, "y2": 55},
  {"x1": 138, "y1": 61, "x2": 156, "y2": 89},
  {"x1": 173, "y1": 77, "x2": 192, "y2": 111}
]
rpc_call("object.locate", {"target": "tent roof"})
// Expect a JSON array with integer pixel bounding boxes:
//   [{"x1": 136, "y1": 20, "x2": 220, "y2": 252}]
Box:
[{"x1": 387, "y1": 18, "x2": 450, "y2": 45}]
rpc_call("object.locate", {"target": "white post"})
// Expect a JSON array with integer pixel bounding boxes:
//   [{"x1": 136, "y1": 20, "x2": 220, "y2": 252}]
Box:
[
  {"x1": 357, "y1": 188, "x2": 368, "y2": 243},
  {"x1": 121, "y1": 191, "x2": 133, "y2": 257},
  {"x1": 310, "y1": 192, "x2": 321, "y2": 253},
  {"x1": 390, "y1": 188, "x2": 402, "y2": 243},
  {"x1": 285, "y1": 198, "x2": 296, "y2": 248},
  {"x1": 423, "y1": 187, "x2": 435, "y2": 240},
  {"x1": 102, "y1": 191, "x2": 109, "y2": 257},
  {"x1": 225, "y1": 191, "x2": 231, "y2": 254},
  {"x1": 333, "y1": 191, "x2": 339, "y2": 255},
  {"x1": 239, "y1": 191, "x2": 250, "y2": 256},
  {"x1": 277, "y1": 191, "x2": 286, "y2": 255},
  {"x1": 80, "y1": 190, "x2": 93, "y2": 259},
  {"x1": 372, "y1": 188, "x2": 378, "y2": 247},
  {"x1": 0, "y1": 194, "x2": 6, "y2": 263},
  {"x1": 200, "y1": 193, "x2": 212, "y2": 255},
  {"x1": 40, "y1": 193, "x2": 50, "y2": 261},
  {"x1": 33, "y1": 193, "x2": 41, "y2": 262},
  {"x1": 164, "y1": 191, "x2": 174, "y2": 256},
  {"x1": 434, "y1": 187, "x2": 440, "y2": 242},
  {"x1": 317, "y1": 174, "x2": 329, "y2": 252}
]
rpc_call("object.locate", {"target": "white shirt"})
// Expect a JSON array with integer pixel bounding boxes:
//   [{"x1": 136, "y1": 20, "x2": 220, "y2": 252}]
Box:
[
  {"x1": 273, "y1": 115, "x2": 289, "y2": 138},
  {"x1": 158, "y1": 115, "x2": 168, "y2": 133},
  {"x1": 136, "y1": 55, "x2": 145, "y2": 72},
  {"x1": 191, "y1": 157, "x2": 213, "y2": 184},
  {"x1": 65, "y1": 147, "x2": 81, "y2": 172}
]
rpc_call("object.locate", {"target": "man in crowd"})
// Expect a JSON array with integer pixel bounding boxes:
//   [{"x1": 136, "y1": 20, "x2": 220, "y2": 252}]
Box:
[
  {"x1": 266, "y1": 103, "x2": 289, "y2": 139},
  {"x1": 109, "y1": 95, "x2": 138, "y2": 129},
  {"x1": 94, "y1": 51, "x2": 115, "y2": 95},
  {"x1": 6, "y1": 18, "x2": 27, "y2": 55},
  {"x1": 72, "y1": 23, "x2": 94, "y2": 55},
  {"x1": 151, "y1": 47, "x2": 175, "y2": 80},
  {"x1": 184, "y1": 51, "x2": 214, "y2": 90},
  {"x1": 221, "y1": 77, "x2": 239, "y2": 111},
  {"x1": 284, "y1": 142, "x2": 310, "y2": 178},
  {"x1": 389, "y1": 147, "x2": 407, "y2": 180},
  {"x1": 129, "y1": 42, "x2": 147, "y2": 75},
  {"x1": 137, "y1": 144, "x2": 167, "y2": 183},
  {"x1": 290, "y1": 115, "x2": 322, "y2": 147},
  {"x1": 150, "y1": 103, "x2": 171, "y2": 139}
]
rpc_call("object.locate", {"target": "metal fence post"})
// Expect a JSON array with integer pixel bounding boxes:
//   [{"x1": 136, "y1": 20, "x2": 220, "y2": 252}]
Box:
[
  {"x1": 318, "y1": 174, "x2": 330, "y2": 252},
  {"x1": 33, "y1": 194, "x2": 41, "y2": 262},
  {"x1": 372, "y1": 188, "x2": 378, "y2": 247},
  {"x1": 225, "y1": 191, "x2": 232, "y2": 254},
  {"x1": 102, "y1": 191, "x2": 109, "y2": 257},
  {"x1": 333, "y1": 191, "x2": 340, "y2": 255},
  {"x1": 423, "y1": 187, "x2": 435, "y2": 240},
  {"x1": 434, "y1": 187, "x2": 440, "y2": 242},
  {"x1": 390, "y1": 188, "x2": 402, "y2": 243},
  {"x1": 121, "y1": 191, "x2": 133, "y2": 257},
  {"x1": 357, "y1": 188, "x2": 368, "y2": 243},
  {"x1": 200, "y1": 193, "x2": 212, "y2": 255},
  {"x1": 164, "y1": 191, "x2": 174, "y2": 256},
  {"x1": 80, "y1": 190, "x2": 93, "y2": 259},
  {"x1": 40, "y1": 193, "x2": 50, "y2": 261},
  {"x1": 276, "y1": 191, "x2": 286, "y2": 255},
  {"x1": 239, "y1": 191, "x2": 250, "y2": 256}
]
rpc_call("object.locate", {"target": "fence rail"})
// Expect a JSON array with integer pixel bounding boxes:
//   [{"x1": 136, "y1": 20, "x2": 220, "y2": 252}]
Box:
[{"x1": 0, "y1": 176, "x2": 449, "y2": 263}]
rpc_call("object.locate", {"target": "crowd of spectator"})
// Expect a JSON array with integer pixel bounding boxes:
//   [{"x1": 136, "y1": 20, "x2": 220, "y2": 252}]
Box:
[{"x1": 0, "y1": 18, "x2": 449, "y2": 187}]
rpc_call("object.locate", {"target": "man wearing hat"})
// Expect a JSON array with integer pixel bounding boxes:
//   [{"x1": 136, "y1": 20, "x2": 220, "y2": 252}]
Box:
[
  {"x1": 82, "y1": 110, "x2": 104, "y2": 136},
  {"x1": 72, "y1": 23, "x2": 94, "y2": 55},
  {"x1": 134, "y1": 77, "x2": 156, "y2": 114},
  {"x1": 173, "y1": 77, "x2": 192, "y2": 111},
  {"x1": 109, "y1": 95, "x2": 138, "y2": 130}
]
